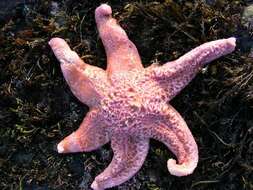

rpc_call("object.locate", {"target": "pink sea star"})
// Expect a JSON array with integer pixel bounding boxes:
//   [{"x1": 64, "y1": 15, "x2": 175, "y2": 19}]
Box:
[{"x1": 49, "y1": 4, "x2": 236, "y2": 190}]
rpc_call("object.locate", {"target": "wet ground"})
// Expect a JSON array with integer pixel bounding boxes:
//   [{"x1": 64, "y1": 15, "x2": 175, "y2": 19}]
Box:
[{"x1": 0, "y1": 0, "x2": 252, "y2": 190}]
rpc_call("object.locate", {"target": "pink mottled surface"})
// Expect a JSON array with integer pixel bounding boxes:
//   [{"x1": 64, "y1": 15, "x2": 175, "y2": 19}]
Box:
[{"x1": 49, "y1": 4, "x2": 236, "y2": 190}]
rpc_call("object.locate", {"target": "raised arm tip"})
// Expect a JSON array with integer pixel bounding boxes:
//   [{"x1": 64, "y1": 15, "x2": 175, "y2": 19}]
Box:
[
  {"x1": 95, "y1": 4, "x2": 112, "y2": 18},
  {"x1": 227, "y1": 37, "x2": 236, "y2": 49},
  {"x1": 48, "y1": 37, "x2": 65, "y2": 46}
]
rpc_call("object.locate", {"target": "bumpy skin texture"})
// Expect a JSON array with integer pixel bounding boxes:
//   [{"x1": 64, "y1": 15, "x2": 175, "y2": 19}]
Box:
[{"x1": 49, "y1": 4, "x2": 236, "y2": 190}]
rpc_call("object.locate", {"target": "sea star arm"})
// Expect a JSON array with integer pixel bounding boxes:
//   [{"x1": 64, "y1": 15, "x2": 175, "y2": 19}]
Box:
[
  {"x1": 91, "y1": 134, "x2": 149, "y2": 190},
  {"x1": 95, "y1": 4, "x2": 143, "y2": 77},
  {"x1": 146, "y1": 37, "x2": 236, "y2": 101},
  {"x1": 140, "y1": 104, "x2": 198, "y2": 176},
  {"x1": 49, "y1": 38, "x2": 109, "y2": 107},
  {"x1": 57, "y1": 109, "x2": 109, "y2": 153}
]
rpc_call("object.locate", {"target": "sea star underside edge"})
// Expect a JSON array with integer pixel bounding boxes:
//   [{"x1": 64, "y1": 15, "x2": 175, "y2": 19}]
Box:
[{"x1": 49, "y1": 4, "x2": 236, "y2": 190}]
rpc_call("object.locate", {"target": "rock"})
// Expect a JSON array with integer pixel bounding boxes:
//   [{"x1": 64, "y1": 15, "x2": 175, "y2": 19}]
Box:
[
  {"x1": 242, "y1": 4, "x2": 253, "y2": 29},
  {"x1": 0, "y1": 0, "x2": 36, "y2": 22}
]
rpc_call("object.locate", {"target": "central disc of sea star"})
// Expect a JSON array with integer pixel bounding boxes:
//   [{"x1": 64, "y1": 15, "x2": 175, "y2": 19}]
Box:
[{"x1": 49, "y1": 4, "x2": 236, "y2": 190}]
